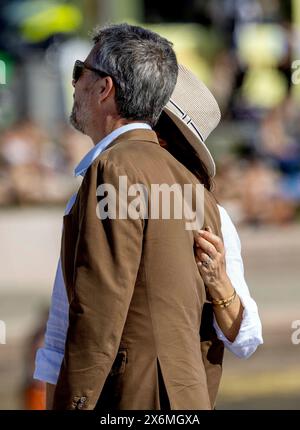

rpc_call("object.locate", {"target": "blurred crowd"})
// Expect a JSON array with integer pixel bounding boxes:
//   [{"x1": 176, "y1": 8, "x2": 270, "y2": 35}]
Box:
[
  {"x1": 0, "y1": 108, "x2": 299, "y2": 226},
  {"x1": 0, "y1": 120, "x2": 92, "y2": 206},
  {"x1": 213, "y1": 96, "x2": 300, "y2": 225}
]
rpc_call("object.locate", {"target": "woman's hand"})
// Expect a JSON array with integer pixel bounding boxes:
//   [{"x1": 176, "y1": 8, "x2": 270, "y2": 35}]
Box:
[
  {"x1": 194, "y1": 226, "x2": 244, "y2": 342},
  {"x1": 195, "y1": 227, "x2": 232, "y2": 298}
]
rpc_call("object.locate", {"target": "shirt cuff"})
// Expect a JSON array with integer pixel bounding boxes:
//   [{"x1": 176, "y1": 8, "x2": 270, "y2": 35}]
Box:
[
  {"x1": 213, "y1": 294, "x2": 263, "y2": 359},
  {"x1": 33, "y1": 347, "x2": 64, "y2": 385}
]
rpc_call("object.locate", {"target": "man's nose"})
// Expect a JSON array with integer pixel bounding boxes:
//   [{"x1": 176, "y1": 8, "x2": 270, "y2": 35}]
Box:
[{"x1": 72, "y1": 79, "x2": 76, "y2": 88}]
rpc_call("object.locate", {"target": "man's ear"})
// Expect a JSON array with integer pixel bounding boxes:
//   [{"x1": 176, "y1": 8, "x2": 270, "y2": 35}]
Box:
[{"x1": 97, "y1": 76, "x2": 114, "y2": 104}]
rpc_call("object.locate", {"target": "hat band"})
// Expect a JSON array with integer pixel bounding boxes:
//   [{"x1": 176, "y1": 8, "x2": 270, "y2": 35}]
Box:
[{"x1": 169, "y1": 99, "x2": 204, "y2": 142}]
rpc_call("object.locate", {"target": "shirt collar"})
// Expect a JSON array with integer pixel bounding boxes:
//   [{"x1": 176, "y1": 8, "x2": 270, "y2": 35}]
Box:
[{"x1": 74, "y1": 122, "x2": 152, "y2": 177}]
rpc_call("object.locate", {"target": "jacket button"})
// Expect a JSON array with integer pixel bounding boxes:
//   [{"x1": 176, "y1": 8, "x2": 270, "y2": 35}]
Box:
[{"x1": 77, "y1": 397, "x2": 87, "y2": 409}]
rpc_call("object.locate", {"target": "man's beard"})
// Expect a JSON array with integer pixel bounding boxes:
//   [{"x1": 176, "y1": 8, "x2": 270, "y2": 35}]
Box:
[{"x1": 70, "y1": 101, "x2": 85, "y2": 133}]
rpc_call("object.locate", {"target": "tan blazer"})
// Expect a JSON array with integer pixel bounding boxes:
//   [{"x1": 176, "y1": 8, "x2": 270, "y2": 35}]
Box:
[{"x1": 53, "y1": 129, "x2": 224, "y2": 410}]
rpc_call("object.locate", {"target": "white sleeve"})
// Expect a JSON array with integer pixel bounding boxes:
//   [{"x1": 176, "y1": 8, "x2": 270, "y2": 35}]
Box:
[
  {"x1": 212, "y1": 205, "x2": 263, "y2": 359},
  {"x1": 33, "y1": 193, "x2": 77, "y2": 383}
]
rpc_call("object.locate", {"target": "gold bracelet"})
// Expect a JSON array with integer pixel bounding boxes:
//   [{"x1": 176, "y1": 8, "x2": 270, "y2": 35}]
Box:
[
  {"x1": 211, "y1": 289, "x2": 236, "y2": 308},
  {"x1": 217, "y1": 292, "x2": 236, "y2": 308},
  {"x1": 211, "y1": 288, "x2": 235, "y2": 304}
]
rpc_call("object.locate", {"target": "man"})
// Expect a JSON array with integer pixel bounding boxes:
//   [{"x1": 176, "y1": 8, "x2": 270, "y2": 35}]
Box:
[
  {"x1": 35, "y1": 61, "x2": 264, "y2": 411},
  {"x1": 42, "y1": 23, "x2": 237, "y2": 410}
]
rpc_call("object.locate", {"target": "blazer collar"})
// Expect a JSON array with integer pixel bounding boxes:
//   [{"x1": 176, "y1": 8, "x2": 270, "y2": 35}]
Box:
[
  {"x1": 74, "y1": 125, "x2": 157, "y2": 178},
  {"x1": 106, "y1": 128, "x2": 160, "y2": 150}
]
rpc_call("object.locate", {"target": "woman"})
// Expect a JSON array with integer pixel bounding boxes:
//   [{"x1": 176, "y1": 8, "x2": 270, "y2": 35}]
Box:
[{"x1": 154, "y1": 64, "x2": 263, "y2": 355}]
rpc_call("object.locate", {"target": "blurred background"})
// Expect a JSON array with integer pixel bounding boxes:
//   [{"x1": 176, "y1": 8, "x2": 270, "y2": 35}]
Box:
[{"x1": 0, "y1": 0, "x2": 299, "y2": 410}]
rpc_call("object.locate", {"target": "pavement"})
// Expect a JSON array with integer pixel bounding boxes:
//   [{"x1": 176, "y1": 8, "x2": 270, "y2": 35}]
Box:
[{"x1": 0, "y1": 208, "x2": 299, "y2": 409}]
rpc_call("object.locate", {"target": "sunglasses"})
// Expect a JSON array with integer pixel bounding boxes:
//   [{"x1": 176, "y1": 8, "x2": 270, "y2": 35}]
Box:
[{"x1": 72, "y1": 60, "x2": 110, "y2": 83}]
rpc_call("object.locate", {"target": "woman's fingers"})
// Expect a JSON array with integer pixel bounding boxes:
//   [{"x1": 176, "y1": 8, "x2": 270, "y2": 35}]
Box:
[
  {"x1": 194, "y1": 227, "x2": 228, "y2": 292},
  {"x1": 197, "y1": 252, "x2": 214, "y2": 268},
  {"x1": 195, "y1": 235, "x2": 218, "y2": 259},
  {"x1": 195, "y1": 228, "x2": 224, "y2": 254}
]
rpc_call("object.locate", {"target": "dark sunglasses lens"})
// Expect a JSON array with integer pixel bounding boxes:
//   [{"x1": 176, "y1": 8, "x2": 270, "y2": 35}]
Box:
[{"x1": 73, "y1": 62, "x2": 83, "y2": 82}]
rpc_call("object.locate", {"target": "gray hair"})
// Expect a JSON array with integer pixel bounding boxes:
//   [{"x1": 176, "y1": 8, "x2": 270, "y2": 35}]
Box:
[{"x1": 91, "y1": 23, "x2": 178, "y2": 127}]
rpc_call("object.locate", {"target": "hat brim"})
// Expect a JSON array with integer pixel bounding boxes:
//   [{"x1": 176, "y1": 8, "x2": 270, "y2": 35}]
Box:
[{"x1": 164, "y1": 101, "x2": 216, "y2": 178}]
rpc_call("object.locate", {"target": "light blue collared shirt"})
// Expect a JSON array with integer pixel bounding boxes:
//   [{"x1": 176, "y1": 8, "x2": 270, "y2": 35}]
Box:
[{"x1": 34, "y1": 123, "x2": 263, "y2": 384}]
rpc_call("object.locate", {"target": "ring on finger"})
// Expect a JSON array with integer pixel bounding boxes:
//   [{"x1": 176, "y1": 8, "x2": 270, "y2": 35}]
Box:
[{"x1": 201, "y1": 256, "x2": 213, "y2": 268}]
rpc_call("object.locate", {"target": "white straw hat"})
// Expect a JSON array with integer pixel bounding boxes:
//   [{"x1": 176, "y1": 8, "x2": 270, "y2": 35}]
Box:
[{"x1": 163, "y1": 64, "x2": 221, "y2": 177}]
